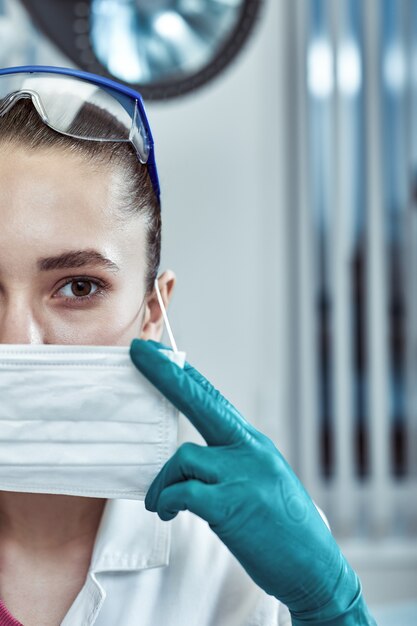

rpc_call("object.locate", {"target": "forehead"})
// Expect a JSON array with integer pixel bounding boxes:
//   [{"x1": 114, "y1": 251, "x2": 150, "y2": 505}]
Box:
[
  {"x1": 0, "y1": 146, "x2": 113, "y2": 224},
  {"x1": 0, "y1": 146, "x2": 146, "y2": 269}
]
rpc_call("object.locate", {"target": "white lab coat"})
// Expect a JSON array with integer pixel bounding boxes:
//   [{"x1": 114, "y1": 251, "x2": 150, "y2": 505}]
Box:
[{"x1": 60, "y1": 497, "x2": 292, "y2": 625}]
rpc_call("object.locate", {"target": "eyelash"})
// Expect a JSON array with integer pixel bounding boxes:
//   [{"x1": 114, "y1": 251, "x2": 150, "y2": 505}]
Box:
[{"x1": 54, "y1": 276, "x2": 111, "y2": 306}]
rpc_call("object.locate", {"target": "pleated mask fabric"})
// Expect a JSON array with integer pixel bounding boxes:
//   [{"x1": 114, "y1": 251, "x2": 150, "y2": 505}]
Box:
[{"x1": 0, "y1": 343, "x2": 186, "y2": 499}]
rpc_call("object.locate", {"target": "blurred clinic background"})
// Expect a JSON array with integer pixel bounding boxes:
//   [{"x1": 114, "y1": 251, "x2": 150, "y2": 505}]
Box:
[{"x1": 1, "y1": 0, "x2": 417, "y2": 624}]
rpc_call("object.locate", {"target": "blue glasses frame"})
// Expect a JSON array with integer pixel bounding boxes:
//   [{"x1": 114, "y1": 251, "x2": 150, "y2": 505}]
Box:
[{"x1": 0, "y1": 64, "x2": 160, "y2": 201}]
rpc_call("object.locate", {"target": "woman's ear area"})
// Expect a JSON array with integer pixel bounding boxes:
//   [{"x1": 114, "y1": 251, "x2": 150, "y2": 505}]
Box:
[{"x1": 139, "y1": 269, "x2": 176, "y2": 342}]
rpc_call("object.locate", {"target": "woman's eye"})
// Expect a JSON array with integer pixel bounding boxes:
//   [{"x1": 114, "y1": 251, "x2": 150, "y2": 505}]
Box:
[
  {"x1": 61, "y1": 280, "x2": 97, "y2": 298},
  {"x1": 55, "y1": 278, "x2": 106, "y2": 305}
]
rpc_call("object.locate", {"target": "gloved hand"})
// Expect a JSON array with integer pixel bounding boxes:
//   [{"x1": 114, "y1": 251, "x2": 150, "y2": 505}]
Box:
[{"x1": 130, "y1": 339, "x2": 377, "y2": 625}]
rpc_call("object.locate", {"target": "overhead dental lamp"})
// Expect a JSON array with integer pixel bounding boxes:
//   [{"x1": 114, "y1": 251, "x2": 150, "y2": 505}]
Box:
[{"x1": 20, "y1": 0, "x2": 263, "y2": 100}]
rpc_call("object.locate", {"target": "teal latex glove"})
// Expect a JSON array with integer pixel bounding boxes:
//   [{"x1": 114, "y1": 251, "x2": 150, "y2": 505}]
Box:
[{"x1": 130, "y1": 339, "x2": 377, "y2": 625}]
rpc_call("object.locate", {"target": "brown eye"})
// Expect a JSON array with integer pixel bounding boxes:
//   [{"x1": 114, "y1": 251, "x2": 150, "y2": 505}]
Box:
[
  {"x1": 56, "y1": 278, "x2": 101, "y2": 302},
  {"x1": 71, "y1": 280, "x2": 92, "y2": 297}
]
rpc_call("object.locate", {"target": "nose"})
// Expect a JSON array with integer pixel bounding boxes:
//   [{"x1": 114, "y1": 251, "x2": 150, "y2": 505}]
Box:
[{"x1": 0, "y1": 295, "x2": 44, "y2": 344}]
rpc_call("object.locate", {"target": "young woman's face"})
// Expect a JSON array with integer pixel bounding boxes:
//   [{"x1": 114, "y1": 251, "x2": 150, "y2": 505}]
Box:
[{"x1": 0, "y1": 146, "x2": 172, "y2": 346}]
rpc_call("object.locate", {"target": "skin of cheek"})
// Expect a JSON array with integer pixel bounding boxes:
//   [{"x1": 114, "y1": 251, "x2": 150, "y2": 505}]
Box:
[{"x1": 45, "y1": 287, "x2": 148, "y2": 346}]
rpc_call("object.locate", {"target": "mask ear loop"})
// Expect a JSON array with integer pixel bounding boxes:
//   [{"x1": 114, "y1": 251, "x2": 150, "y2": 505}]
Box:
[{"x1": 154, "y1": 279, "x2": 179, "y2": 354}]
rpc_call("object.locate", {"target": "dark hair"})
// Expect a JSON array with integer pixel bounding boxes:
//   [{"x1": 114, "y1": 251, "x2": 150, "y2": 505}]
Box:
[{"x1": 0, "y1": 98, "x2": 161, "y2": 295}]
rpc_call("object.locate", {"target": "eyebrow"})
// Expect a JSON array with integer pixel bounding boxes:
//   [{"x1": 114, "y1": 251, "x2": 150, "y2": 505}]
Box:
[{"x1": 37, "y1": 249, "x2": 120, "y2": 274}]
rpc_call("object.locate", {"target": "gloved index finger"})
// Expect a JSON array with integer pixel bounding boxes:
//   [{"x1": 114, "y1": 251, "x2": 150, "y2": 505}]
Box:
[
  {"x1": 130, "y1": 339, "x2": 248, "y2": 446},
  {"x1": 183, "y1": 361, "x2": 249, "y2": 423}
]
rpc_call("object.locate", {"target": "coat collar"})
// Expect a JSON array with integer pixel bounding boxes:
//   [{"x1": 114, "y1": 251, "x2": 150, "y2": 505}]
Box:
[{"x1": 90, "y1": 498, "x2": 172, "y2": 573}]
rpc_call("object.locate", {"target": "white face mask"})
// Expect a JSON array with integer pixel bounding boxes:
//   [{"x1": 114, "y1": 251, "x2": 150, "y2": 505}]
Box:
[{"x1": 0, "y1": 280, "x2": 185, "y2": 500}]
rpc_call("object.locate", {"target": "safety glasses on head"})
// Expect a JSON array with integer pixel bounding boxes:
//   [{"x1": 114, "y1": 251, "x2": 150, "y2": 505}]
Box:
[{"x1": 0, "y1": 65, "x2": 160, "y2": 201}]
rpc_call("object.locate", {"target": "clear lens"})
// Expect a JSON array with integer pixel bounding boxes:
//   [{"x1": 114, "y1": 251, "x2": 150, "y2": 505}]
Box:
[{"x1": 0, "y1": 72, "x2": 150, "y2": 162}]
